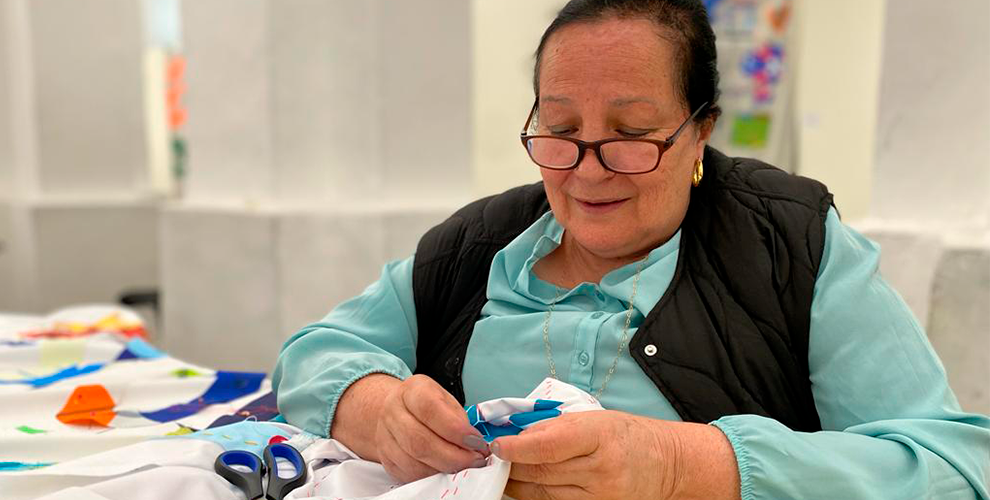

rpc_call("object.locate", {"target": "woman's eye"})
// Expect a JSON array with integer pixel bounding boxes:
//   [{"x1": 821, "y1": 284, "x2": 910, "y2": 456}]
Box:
[
  {"x1": 618, "y1": 129, "x2": 652, "y2": 138},
  {"x1": 548, "y1": 127, "x2": 576, "y2": 136}
]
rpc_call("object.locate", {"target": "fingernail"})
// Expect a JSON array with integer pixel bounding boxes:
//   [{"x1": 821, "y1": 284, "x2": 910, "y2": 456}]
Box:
[
  {"x1": 490, "y1": 440, "x2": 502, "y2": 458},
  {"x1": 471, "y1": 456, "x2": 488, "y2": 468},
  {"x1": 463, "y1": 434, "x2": 488, "y2": 452}
]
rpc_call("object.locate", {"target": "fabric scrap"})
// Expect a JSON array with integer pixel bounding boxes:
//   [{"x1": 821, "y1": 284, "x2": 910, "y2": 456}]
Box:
[
  {"x1": 172, "y1": 367, "x2": 204, "y2": 378},
  {"x1": 466, "y1": 398, "x2": 563, "y2": 442},
  {"x1": 0, "y1": 339, "x2": 34, "y2": 347},
  {"x1": 15, "y1": 425, "x2": 47, "y2": 434},
  {"x1": 141, "y1": 371, "x2": 265, "y2": 422},
  {"x1": 116, "y1": 338, "x2": 165, "y2": 361},
  {"x1": 57, "y1": 384, "x2": 117, "y2": 427},
  {"x1": 0, "y1": 461, "x2": 54, "y2": 471},
  {"x1": 207, "y1": 391, "x2": 278, "y2": 428},
  {"x1": 0, "y1": 363, "x2": 104, "y2": 388},
  {"x1": 39, "y1": 338, "x2": 86, "y2": 368},
  {"x1": 174, "y1": 421, "x2": 288, "y2": 456},
  {"x1": 165, "y1": 424, "x2": 197, "y2": 436}
]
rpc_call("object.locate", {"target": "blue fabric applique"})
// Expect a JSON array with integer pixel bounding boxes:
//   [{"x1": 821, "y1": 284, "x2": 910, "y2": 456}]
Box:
[
  {"x1": 171, "y1": 421, "x2": 289, "y2": 456},
  {"x1": 141, "y1": 371, "x2": 265, "y2": 422},
  {"x1": 466, "y1": 399, "x2": 563, "y2": 442}
]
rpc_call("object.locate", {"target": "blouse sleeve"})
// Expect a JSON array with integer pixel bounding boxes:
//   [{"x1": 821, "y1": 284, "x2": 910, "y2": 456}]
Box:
[
  {"x1": 711, "y1": 208, "x2": 990, "y2": 500},
  {"x1": 271, "y1": 256, "x2": 418, "y2": 437}
]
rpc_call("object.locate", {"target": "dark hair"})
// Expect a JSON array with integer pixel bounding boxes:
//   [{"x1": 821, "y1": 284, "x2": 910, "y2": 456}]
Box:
[{"x1": 533, "y1": 0, "x2": 722, "y2": 126}]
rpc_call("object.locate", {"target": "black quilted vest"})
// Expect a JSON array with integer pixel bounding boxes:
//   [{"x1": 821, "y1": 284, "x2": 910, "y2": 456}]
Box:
[{"x1": 412, "y1": 146, "x2": 832, "y2": 431}]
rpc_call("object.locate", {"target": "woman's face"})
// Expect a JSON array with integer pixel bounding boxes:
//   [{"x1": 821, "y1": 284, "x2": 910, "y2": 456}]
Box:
[{"x1": 537, "y1": 18, "x2": 710, "y2": 260}]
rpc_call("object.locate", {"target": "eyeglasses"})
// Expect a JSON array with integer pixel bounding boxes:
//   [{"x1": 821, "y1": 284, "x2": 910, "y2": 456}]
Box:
[{"x1": 519, "y1": 99, "x2": 708, "y2": 174}]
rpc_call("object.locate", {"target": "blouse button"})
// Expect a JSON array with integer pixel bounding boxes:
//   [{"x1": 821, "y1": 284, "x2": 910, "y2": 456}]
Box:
[
  {"x1": 590, "y1": 312, "x2": 604, "y2": 319},
  {"x1": 578, "y1": 351, "x2": 590, "y2": 366},
  {"x1": 644, "y1": 344, "x2": 658, "y2": 357}
]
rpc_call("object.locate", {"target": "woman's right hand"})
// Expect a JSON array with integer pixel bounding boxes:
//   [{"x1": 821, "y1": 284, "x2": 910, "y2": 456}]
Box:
[{"x1": 375, "y1": 374, "x2": 491, "y2": 483}]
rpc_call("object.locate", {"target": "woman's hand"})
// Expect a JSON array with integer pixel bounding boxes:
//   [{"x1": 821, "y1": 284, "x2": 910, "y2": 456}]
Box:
[
  {"x1": 491, "y1": 410, "x2": 740, "y2": 500},
  {"x1": 375, "y1": 374, "x2": 491, "y2": 483}
]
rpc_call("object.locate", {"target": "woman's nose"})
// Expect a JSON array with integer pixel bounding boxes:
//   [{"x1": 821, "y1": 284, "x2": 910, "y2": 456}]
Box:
[{"x1": 572, "y1": 146, "x2": 613, "y2": 181}]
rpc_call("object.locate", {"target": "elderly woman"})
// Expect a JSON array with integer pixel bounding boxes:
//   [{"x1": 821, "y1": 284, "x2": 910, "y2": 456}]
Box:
[{"x1": 272, "y1": 0, "x2": 990, "y2": 498}]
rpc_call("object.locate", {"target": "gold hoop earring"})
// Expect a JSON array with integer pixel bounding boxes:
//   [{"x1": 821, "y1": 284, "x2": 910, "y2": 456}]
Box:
[{"x1": 692, "y1": 159, "x2": 704, "y2": 187}]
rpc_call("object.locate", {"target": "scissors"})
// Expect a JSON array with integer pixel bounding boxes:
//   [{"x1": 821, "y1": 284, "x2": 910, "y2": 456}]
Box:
[{"x1": 214, "y1": 443, "x2": 307, "y2": 500}]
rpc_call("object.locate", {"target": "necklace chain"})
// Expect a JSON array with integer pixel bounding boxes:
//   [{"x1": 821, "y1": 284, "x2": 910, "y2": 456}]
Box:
[{"x1": 542, "y1": 259, "x2": 646, "y2": 399}]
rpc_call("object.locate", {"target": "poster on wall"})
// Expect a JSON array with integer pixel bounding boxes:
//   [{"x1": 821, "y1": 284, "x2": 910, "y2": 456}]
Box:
[{"x1": 705, "y1": 0, "x2": 796, "y2": 172}]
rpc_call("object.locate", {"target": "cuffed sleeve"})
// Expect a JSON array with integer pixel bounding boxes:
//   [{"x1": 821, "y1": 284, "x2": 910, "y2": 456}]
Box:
[
  {"x1": 271, "y1": 257, "x2": 418, "y2": 437},
  {"x1": 711, "y1": 209, "x2": 989, "y2": 499}
]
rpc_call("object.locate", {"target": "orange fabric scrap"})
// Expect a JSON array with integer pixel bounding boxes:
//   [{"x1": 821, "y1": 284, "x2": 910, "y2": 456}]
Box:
[{"x1": 57, "y1": 384, "x2": 117, "y2": 427}]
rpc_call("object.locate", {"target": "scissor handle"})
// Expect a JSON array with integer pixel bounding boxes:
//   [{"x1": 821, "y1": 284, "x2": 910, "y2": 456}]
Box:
[
  {"x1": 214, "y1": 450, "x2": 265, "y2": 500},
  {"x1": 263, "y1": 443, "x2": 307, "y2": 500}
]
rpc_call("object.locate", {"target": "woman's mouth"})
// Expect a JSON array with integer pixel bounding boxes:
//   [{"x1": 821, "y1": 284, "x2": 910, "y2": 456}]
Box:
[{"x1": 575, "y1": 197, "x2": 629, "y2": 214}]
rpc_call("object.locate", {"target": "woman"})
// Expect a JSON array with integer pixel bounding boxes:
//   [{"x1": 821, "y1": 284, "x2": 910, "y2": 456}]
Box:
[{"x1": 273, "y1": 1, "x2": 990, "y2": 499}]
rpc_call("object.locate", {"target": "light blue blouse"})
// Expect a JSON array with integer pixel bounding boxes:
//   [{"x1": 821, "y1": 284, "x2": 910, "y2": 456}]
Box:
[{"x1": 272, "y1": 208, "x2": 990, "y2": 500}]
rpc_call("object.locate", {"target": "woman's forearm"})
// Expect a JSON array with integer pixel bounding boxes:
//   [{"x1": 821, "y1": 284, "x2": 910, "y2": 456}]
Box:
[{"x1": 329, "y1": 373, "x2": 402, "y2": 461}]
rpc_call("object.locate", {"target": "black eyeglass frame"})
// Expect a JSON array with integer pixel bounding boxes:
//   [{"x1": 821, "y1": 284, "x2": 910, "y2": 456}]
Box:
[{"x1": 519, "y1": 98, "x2": 709, "y2": 175}]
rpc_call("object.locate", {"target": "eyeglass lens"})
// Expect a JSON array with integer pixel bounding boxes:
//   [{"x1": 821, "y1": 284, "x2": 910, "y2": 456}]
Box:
[{"x1": 525, "y1": 137, "x2": 661, "y2": 173}]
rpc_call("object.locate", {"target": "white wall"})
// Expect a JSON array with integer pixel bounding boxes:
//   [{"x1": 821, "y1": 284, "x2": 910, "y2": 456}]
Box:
[
  {"x1": 180, "y1": 0, "x2": 473, "y2": 209},
  {"x1": 471, "y1": 0, "x2": 564, "y2": 198},
  {"x1": 871, "y1": 0, "x2": 990, "y2": 233},
  {"x1": 0, "y1": 0, "x2": 13, "y2": 197},
  {"x1": 859, "y1": 0, "x2": 990, "y2": 414},
  {"x1": 0, "y1": 0, "x2": 160, "y2": 318},
  {"x1": 30, "y1": 0, "x2": 148, "y2": 197},
  {"x1": 792, "y1": 0, "x2": 886, "y2": 221},
  {"x1": 180, "y1": 0, "x2": 272, "y2": 205},
  {"x1": 161, "y1": 0, "x2": 472, "y2": 371}
]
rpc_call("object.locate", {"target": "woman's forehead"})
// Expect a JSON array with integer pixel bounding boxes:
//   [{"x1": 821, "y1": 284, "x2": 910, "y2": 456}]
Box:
[{"x1": 538, "y1": 18, "x2": 678, "y2": 105}]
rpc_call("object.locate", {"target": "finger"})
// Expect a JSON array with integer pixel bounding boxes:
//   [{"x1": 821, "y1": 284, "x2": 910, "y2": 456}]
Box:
[
  {"x1": 401, "y1": 377, "x2": 485, "y2": 451},
  {"x1": 492, "y1": 420, "x2": 598, "y2": 464},
  {"x1": 381, "y1": 423, "x2": 443, "y2": 482},
  {"x1": 390, "y1": 406, "x2": 485, "y2": 473},
  {"x1": 504, "y1": 480, "x2": 588, "y2": 500},
  {"x1": 508, "y1": 456, "x2": 596, "y2": 486}
]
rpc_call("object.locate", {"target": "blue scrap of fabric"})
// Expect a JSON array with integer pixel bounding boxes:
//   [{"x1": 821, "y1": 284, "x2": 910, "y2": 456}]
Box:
[
  {"x1": 0, "y1": 461, "x2": 54, "y2": 471},
  {"x1": 116, "y1": 338, "x2": 165, "y2": 361},
  {"x1": 0, "y1": 363, "x2": 104, "y2": 388},
  {"x1": 141, "y1": 371, "x2": 265, "y2": 422},
  {"x1": 208, "y1": 391, "x2": 279, "y2": 428},
  {"x1": 509, "y1": 408, "x2": 562, "y2": 427},
  {"x1": 0, "y1": 340, "x2": 34, "y2": 347},
  {"x1": 466, "y1": 399, "x2": 563, "y2": 442},
  {"x1": 170, "y1": 421, "x2": 288, "y2": 456}
]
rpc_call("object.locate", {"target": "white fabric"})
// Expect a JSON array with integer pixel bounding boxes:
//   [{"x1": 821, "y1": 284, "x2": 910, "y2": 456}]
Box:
[
  {"x1": 0, "y1": 308, "x2": 604, "y2": 500},
  {"x1": 6, "y1": 376, "x2": 601, "y2": 500}
]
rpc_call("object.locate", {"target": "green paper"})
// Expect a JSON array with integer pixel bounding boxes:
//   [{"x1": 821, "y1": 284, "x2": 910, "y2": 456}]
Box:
[{"x1": 730, "y1": 114, "x2": 771, "y2": 149}]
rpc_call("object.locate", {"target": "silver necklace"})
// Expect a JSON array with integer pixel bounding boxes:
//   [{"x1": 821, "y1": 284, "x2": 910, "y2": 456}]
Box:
[{"x1": 542, "y1": 259, "x2": 647, "y2": 399}]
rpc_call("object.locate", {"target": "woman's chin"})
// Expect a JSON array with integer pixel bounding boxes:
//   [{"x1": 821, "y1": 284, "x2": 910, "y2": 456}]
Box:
[{"x1": 567, "y1": 228, "x2": 640, "y2": 260}]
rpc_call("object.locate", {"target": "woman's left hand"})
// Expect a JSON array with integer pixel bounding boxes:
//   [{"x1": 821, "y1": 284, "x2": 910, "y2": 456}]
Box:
[{"x1": 491, "y1": 410, "x2": 740, "y2": 500}]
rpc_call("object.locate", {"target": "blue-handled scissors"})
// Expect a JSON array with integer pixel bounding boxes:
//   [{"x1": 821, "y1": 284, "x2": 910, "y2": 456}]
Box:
[{"x1": 214, "y1": 443, "x2": 307, "y2": 500}]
